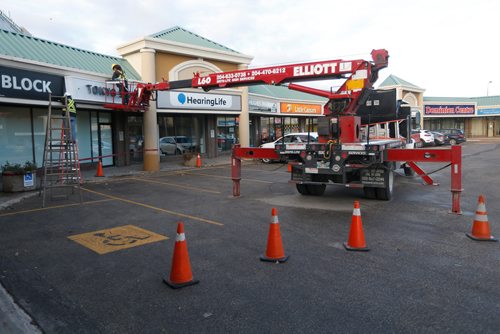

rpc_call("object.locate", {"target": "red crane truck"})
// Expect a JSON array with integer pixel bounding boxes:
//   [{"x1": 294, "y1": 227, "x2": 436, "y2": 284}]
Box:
[{"x1": 104, "y1": 49, "x2": 462, "y2": 213}]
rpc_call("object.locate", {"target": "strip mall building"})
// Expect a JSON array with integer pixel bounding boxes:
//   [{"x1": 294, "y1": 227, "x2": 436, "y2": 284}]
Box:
[
  {"x1": 379, "y1": 75, "x2": 500, "y2": 137},
  {"x1": 0, "y1": 14, "x2": 498, "y2": 173}
]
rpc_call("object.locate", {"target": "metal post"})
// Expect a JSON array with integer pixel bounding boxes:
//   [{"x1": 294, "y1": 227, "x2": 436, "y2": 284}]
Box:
[
  {"x1": 231, "y1": 145, "x2": 241, "y2": 197},
  {"x1": 450, "y1": 145, "x2": 462, "y2": 214}
]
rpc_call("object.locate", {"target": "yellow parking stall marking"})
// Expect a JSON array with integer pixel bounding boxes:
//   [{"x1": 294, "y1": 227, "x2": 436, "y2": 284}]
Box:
[
  {"x1": 68, "y1": 225, "x2": 168, "y2": 254},
  {"x1": 0, "y1": 199, "x2": 114, "y2": 218},
  {"x1": 81, "y1": 187, "x2": 223, "y2": 226},
  {"x1": 128, "y1": 177, "x2": 221, "y2": 194}
]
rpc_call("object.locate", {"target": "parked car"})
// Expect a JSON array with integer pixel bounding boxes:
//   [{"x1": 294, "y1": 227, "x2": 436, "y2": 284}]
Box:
[
  {"x1": 173, "y1": 136, "x2": 197, "y2": 152},
  {"x1": 410, "y1": 132, "x2": 423, "y2": 148},
  {"x1": 260, "y1": 132, "x2": 318, "y2": 163},
  {"x1": 159, "y1": 136, "x2": 185, "y2": 155},
  {"x1": 436, "y1": 128, "x2": 466, "y2": 145},
  {"x1": 412, "y1": 129, "x2": 435, "y2": 146},
  {"x1": 431, "y1": 131, "x2": 446, "y2": 146}
]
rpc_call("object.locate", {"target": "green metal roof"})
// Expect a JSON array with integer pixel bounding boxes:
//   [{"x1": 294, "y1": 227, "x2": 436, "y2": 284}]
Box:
[
  {"x1": 379, "y1": 74, "x2": 423, "y2": 90},
  {"x1": 150, "y1": 26, "x2": 241, "y2": 54},
  {"x1": 249, "y1": 85, "x2": 327, "y2": 103},
  {"x1": 424, "y1": 95, "x2": 500, "y2": 107},
  {"x1": 0, "y1": 29, "x2": 140, "y2": 79}
]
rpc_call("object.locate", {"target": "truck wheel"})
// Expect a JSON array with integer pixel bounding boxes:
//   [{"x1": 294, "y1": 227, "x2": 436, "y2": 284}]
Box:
[
  {"x1": 376, "y1": 168, "x2": 394, "y2": 200},
  {"x1": 449, "y1": 138, "x2": 457, "y2": 145},
  {"x1": 307, "y1": 184, "x2": 326, "y2": 196},
  {"x1": 296, "y1": 184, "x2": 310, "y2": 195},
  {"x1": 363, "y1": 187, "x2": 377, "y2": 199}
]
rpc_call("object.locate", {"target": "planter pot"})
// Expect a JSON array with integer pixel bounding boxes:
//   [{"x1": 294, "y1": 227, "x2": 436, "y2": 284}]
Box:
[
  {"x1": 182, "y1": 153, "x2": 197, "y2": 167},
  {"x1": 2, "y1": 172, "x2": 36, "y2": 192}
]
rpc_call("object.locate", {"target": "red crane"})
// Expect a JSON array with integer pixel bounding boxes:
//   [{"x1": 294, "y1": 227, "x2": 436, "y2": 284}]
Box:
[{"x1": 103, "y1": 49, "x2": 462, "y2": 213}]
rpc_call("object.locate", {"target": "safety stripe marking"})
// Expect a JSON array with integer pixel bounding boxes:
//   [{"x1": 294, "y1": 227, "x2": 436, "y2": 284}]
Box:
[
  {"x1": 0, "y1": 199, "x2": 113, "y2": 218},
  {"x1": 128, "y1": 177, "x2": 221, "y2": 194},
  {"x1": 271, "y1": 215, "x2": 279, "y2": 224},
  {"x1": 353, "y1": 208, "x2": 361, "y2": 216},
  {"x1": 474, "y1": 214, "x2": 489, "y2": 222},
  {"x1": 81, "y1": 187, "x2": 223, "y2": 226},
  {"x1": 176, "y1": 233, "x2": 186, "y2": 242}
]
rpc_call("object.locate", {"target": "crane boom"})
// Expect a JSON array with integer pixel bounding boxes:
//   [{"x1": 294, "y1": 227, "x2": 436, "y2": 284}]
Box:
[{"x1": 104, "y1": 49, "x2": 388, "y2": 116}]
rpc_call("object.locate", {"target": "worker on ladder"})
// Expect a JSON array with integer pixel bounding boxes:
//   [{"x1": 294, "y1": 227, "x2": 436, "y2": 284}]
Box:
[
  {"x1": 63, "y1": 93, "x2": 77, "y2": 142},
  {"x1": 112, "y1": 64, "x2": 129, "y2": 104}
]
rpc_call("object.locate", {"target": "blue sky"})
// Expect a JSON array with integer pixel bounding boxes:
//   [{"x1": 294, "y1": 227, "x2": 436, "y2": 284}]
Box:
[{"x1": 2, "y1": 0, "x2": 499, "y2": 97}]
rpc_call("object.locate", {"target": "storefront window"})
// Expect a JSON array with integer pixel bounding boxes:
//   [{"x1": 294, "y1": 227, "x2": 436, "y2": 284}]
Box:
[
  {"x1": 258, "y1": 116, "x2": 318, "y2": 145},
  {"x1": 76, "y1": 111, "x2": 91, "y2": 165},
  {"x1": 91, "y1": 112, "x2": 113, "y2": 166},
  {"x1": 32, "y1": 108, "x2": 47, "y2": 166},
  {"x1": 158, "y1": 115, "x2": 205, "y2": 155},
  {"x1": 0, "y1": 107, "x2": 34, "y2": 166},
  {"x1": 217, "y1": 116, "x2": 237, "y2": 152},
  {"x1": 128, "y1": 116, "x2": 144, "y2": 162}
]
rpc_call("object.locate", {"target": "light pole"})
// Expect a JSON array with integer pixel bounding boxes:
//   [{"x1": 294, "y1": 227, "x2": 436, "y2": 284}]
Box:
[{"x1": 487, "y1": 81, "x2": 492, "y2": 96}]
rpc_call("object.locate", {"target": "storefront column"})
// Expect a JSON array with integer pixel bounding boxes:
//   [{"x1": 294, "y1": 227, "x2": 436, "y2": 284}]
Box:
[
  {"x1": 141, "y1": 48, "x2": 159, "y2": 171},
  {"x1": 238, "y1": 64, "x2": 250, "y2": 147}
]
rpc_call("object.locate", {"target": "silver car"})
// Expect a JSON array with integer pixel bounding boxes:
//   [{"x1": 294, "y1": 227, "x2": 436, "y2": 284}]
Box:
[{"x1": 159, "y1": 136, "x2": 185, "y2": 155}]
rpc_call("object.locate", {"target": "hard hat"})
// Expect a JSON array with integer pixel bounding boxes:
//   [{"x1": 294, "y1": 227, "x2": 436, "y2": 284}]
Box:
[{"x1": 112, "y1": 63, "x2": 118, "y2": 70}]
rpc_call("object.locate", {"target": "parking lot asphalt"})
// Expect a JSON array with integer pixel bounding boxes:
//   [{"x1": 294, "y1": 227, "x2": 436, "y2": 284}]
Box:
[{"x1": 1, "y1": 140, "x2": 500, "y2": 333}]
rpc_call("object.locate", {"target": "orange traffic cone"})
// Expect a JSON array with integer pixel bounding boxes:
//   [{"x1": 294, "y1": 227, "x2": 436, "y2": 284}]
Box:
[
  {"x1": 95, "y1": 160, "x2": 104, "y2": 177},
  {"x1": 466, "y1": 195, "x2": 497, "y2": 242},
  {"x1": 343, "y1": 201, "x2": 370, "y2": 251},
  {"x1": 196, "y1": 153, "x2": 202, "y2": 168},
  {"x1": 164, "y1": 222, "x2": 199, "y2": 289},
  {"x1": 260, "y1": 208, "x2": 289, "y2": 263}
]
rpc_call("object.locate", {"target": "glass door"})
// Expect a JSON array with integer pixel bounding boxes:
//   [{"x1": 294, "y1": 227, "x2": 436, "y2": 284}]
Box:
[{"x1": 98, "y1": 123, "x2": 113, "y2": 166}]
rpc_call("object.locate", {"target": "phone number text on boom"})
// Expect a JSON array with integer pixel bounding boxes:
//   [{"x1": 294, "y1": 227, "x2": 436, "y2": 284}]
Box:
[{"x1": 215, "y1": 68, "x2": 287, "y2": 84}]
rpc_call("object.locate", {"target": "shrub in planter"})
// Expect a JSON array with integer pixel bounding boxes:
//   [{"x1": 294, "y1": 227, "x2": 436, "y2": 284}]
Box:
[
  {"x1": 182, "y1": 153, "x2": 197, "y2": 167},
  {"x1": 1, "y1": 161, "x2": 38, "y2": 192}
]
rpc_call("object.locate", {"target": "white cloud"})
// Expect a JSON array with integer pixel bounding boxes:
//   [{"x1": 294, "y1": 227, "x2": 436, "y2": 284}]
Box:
[{"x1": 2, "y1": 0, "x2": 499, "y2": 96}]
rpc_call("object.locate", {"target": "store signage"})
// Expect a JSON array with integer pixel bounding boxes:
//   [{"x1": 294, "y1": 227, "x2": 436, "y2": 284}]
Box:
[
  {"x1": 65, "y1": 76, "x2": 120, "y2": 103},
  {"x1": 249, "y1": 98, "x2": 278, "y2": 113},
  {"x1": 477, "y1": 108, "x2": 500, "y2": 116},
  {"x1": 0, "y1": 65, "x2": 64, "y2": 100},
  {"x1": 157, "y1": 91, "x2": 241, "y2": 111},
  {"x1": 424, "y1": 104, "x2": 475, "y2": 115},
  {"x1": 280, "y1": 102, "x2": 322, "y2": 115}
]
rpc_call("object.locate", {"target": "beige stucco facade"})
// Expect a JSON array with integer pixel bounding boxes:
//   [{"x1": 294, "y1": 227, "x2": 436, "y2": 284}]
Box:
[{"x1": 116, "y1": 36, "x2": 252, "y2": 171}]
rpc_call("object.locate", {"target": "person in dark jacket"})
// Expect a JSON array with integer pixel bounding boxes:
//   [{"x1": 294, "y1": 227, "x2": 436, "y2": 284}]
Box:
[{"x1": 111, "y1": 64, "x2": 129, "y2": 104}]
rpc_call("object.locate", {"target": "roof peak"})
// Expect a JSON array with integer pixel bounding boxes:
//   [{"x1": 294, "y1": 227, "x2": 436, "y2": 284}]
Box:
[
  {"x1": 149, "y1": 26, "x2": 240, "y2": 54},
  {"x1": 379, "y1": 74, "x2": 423, "y2": 90}
]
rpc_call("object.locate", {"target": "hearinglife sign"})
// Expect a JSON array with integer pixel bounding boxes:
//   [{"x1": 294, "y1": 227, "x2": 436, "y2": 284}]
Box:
[
  {"x1": 157, "y1": 91, "x2": 241, "y2": 112},
  {"x1": 0, "y1": 65, "x2": 64, "y2": 100}
]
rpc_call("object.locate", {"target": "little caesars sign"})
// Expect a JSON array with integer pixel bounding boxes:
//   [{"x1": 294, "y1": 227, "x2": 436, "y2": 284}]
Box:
[{"x1": 0, "y1": 65, "x2": 64, "y2": 100}]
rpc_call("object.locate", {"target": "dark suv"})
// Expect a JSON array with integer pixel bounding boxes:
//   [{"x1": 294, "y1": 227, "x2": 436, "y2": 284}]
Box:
[{"x1": 436, "y1": 129, "x2": 466, "y2": 145}]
